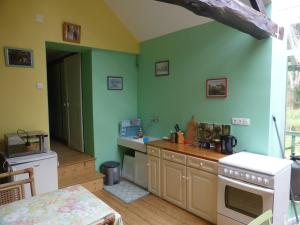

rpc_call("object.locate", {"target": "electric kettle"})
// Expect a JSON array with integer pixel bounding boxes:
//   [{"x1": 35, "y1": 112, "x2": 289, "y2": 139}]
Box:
[{"x1": 220, "y1": 135, "x2": 237, "y2": 154}]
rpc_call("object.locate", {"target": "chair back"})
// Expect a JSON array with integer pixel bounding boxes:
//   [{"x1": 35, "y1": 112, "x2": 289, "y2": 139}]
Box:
[
  {"x1": 96, "y1": 213, "x2": 115, "y2": 225},
  {"x1": 248, "y1": 210, "x2": 273, "y2": 225},
  {"x1": 0, "y1": 168, "x2": 36, "y2": 206}
]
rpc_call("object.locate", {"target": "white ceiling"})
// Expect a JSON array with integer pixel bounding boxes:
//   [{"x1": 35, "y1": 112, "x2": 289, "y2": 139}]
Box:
[{"x1": 105, "y1": 0, "x2": 271, "y2": 42}]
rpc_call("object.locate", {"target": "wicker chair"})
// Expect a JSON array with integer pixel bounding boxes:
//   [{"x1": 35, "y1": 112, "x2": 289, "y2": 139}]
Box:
[{"x1": 0, "y1": 168, "x2": 36, "y2": 206}]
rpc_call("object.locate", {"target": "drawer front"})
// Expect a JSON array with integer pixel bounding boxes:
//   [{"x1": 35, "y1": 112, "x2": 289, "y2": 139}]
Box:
[
  {"x1": 162, "y1": 150, "x2": 186, "y2": 165},
  {"x1": 147, "y1": 146, "x2": 161, "y2": 157},
  {"x1": 187, "y1": 156, "x2": 218, "y2": 174}
]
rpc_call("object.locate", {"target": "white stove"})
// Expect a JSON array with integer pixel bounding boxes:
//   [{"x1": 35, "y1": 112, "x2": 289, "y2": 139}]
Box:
[
  {"x1": 218, "y1": 152, "x2": 292, "y2": 189},
  {"x1": 217, "y1": 152, "x2": 293, "y2": 225}
]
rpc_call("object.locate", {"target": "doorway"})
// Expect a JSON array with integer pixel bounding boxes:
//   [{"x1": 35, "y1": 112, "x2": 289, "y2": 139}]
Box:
[{"x1": 46, "y1": 49, "x2": 84, "y2": 152}]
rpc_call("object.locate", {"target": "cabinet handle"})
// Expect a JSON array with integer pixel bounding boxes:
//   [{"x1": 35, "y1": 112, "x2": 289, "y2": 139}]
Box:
[
  {"x1": 182, "y1": 176, "x2": 186, "y2": 179},
  {"x1": 200, "y1": 162, "x2": 204, "y2": 167},
  {"x1": 171, "y1": 155, "x2": 175, "y2": 158},
  {"x1": 33, "y1": 164, "x2": 40, "y2": 167},
  {"x1": 186, "y1": 177, "x2": 190, "y2": 180}
]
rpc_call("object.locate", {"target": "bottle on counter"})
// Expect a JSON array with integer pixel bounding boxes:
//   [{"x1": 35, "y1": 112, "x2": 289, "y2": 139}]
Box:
[{"x1": 137, "y1": 128, "x2": 144, "y2": 138}]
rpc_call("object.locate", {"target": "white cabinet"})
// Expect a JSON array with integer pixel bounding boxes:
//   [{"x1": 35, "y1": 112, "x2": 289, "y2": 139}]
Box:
[
  {"x1": 10, "y1": 155, "x2": 58, "y2": 198},
  {"x1": 162, "y1": 159, "x2": 186, "y2": 209},
  {"x1": 187, "y1": 167, "x2": 217, "y2": 224},
  {"x1": 148, "y1": 155, "x2": 161, "y2": 196}
]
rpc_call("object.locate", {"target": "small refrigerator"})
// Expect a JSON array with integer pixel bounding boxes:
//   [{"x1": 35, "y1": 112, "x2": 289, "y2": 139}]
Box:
[{"x1": 6, "y1": 151, "x2": 58, "y2": 198}]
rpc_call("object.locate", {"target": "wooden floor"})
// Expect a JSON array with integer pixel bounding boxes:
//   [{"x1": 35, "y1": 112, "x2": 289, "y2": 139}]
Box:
[
  {"x1": 51, "y1": 140, "x2": 95, "y2": 166},
  {"x1": 95, "y1": 191, "x2": 212, "y2": 225}
]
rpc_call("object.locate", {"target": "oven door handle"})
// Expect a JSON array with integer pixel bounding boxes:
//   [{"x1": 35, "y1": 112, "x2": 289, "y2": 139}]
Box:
[{"x1": 218, "y1": 175, "x2": 274, "y2": 194}]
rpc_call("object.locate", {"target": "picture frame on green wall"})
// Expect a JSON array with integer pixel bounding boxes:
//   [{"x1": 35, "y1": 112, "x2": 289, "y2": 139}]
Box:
[
  {"x1": 155, "y1": 60, "x2": 169, "y2": 76},
  {"x1": 107, "y1": 76, "x2": 123, "y2": 90},
  {"x1": 206, "y1": 77, "x2": 228, "y2": 98},
  {"x1": 4, "y1": 47, "x2": 34, "y2": 68}
]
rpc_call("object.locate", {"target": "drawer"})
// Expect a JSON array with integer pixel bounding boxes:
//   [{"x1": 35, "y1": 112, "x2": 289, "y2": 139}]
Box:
[
  {"x1": 187, "y1": 156, "x2": 218, "y2": 174},
  {"x1": 162, "y1": 150, "x2": 186, "y2": 165},
  {"x1": 147, "y1": 146, "x2": 160, "y2": 157}
]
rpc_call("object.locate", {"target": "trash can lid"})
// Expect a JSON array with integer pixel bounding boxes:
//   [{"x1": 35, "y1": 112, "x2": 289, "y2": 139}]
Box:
[{"x1": 101, "y1": 161, "x2": 120, "y2": 168}]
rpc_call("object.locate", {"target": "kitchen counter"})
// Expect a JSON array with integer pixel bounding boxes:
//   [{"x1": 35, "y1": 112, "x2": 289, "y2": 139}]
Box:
[{"x1": 146, "y1": 140, "x2": 226, "y2": 162}]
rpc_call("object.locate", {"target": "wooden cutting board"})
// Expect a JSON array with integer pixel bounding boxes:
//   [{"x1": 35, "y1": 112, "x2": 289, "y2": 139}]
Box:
[{"x1": 186, "y1": 116, "x2": 198, "y2": 146}]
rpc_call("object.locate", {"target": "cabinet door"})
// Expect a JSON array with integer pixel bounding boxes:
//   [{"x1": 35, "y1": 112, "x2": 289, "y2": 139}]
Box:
[
  {"x1": 148, "y1": 155, "x2": 160, "y2": 196},
  {"x1": 162, "y1": 160, "x2": 186, "y2": 209},
  {"x1": 187, "y1": 167, "x2": 217, "y2": 224},
  {"x1": 11, "y1": 157, "x2": 58, "y2": 198}
]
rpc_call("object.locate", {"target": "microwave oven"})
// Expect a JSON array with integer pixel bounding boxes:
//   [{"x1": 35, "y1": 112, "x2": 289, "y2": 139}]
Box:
[{"x1": 4, "y1": 130, "x2": 49, "y2": 158}]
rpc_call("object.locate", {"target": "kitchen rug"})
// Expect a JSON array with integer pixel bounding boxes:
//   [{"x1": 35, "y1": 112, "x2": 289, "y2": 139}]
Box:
[{"x1": 104, "y1": 180, "x2": 149, "y2": 203}]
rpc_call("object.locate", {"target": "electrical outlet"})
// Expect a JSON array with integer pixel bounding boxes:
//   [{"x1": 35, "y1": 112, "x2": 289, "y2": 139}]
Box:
[{"x1": 232, "y1": 117, "x2": 251, "y2": 126}]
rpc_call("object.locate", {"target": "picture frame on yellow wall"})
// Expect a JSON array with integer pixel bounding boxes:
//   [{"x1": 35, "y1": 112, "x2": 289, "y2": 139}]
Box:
[
  {"x1": 4, "y1": 47, "x2": 34, "y2": 68},
  {"x1": 63, "y1": 22, "x2": 81, "y2": 43}
]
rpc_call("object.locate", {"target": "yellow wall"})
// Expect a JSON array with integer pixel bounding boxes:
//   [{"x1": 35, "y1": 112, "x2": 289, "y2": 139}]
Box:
[{"x1": 0, "y1": 0, "x2": 139, "y2": 149}]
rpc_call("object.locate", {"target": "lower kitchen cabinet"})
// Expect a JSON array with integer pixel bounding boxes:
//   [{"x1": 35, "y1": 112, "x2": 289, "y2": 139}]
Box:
[
  {"x1": 187, "y1": 167, "x2": 217, "y2": 224},
  {"x1": 162, "y1": 159, "x2": 186, "y2": 209},
  {"x1": 147, "y1": 155, "x2": 161, "y2": 196}
]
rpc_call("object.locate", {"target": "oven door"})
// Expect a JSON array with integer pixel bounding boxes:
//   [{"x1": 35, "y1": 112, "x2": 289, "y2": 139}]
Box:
[{"x1": 218, "y1": 175, "x2": 274, "y2": 224}]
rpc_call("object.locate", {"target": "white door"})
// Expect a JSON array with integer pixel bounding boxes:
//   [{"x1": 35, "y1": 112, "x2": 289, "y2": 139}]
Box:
[
  {"x1": 187, "y1": 167, "x2": 217, "y2": 224},
  {"x1": 63, "y1": 54, "x2": 84, "y2": 152},
  {"x1": 162, "y1": 160, "x2": 186, "y2": 209}
]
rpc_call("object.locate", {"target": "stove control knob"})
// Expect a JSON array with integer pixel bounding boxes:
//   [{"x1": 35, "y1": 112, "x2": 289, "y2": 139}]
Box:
[
  {"x1": 264, "y1": 178, "x2": 269, "y2": 185},
  {"x1": 245, "y1": 174, "x2": 250, "y2": 179},
  {"x1": 229, "y1": 170, "x2": 233, "y2": 175},
  {"x1": 224, "y1": 168, "x2": 228, "y2": 174},
  {"x1": 251, "y1": 175, "x2": 256, "y2": 182},
  {"x1": 234, "y1": 171, "x2": 239, "y2": 176},
  {"x1": 257, "y1": 177, "x2": 262, "y2": 183}
]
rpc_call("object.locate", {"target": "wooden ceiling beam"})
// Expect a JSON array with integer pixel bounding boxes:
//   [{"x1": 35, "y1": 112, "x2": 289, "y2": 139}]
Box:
[
  {"x1": 249, "y1": 0, "x2": 266, "y2": 14},
  {"x1": 155, "y1": 0, "x2": 284, "y2": 40}
]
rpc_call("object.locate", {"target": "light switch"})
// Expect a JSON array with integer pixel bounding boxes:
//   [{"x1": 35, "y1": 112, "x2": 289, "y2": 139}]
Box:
[
  {"x1": 37, "y1": 82, "x2": 43, "y2": 90},
  {"x1": 35, "y1": 14, "x2": 44, "y2": 23}
]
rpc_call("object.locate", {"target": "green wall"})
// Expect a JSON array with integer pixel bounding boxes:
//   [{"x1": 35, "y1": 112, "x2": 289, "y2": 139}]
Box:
[
  {"x1": 138, "y1": 21, "x2": 273, "y2": 154},
  {"x1": 81, "y1": 50, "x2": 95, "y2": 156},
  {"x1": 91, "y1": 49, "x2": 138, "y2": 169}
]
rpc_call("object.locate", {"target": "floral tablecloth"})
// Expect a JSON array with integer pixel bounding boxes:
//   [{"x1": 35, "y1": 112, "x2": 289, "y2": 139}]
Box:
[{"x1": 0, "y1": 185, "x2": 123, "y2": 225}]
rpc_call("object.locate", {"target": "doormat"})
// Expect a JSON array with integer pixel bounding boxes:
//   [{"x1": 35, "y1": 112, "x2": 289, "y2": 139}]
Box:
[{"x1": 104, "y1": 180, "x2": 149, "y2": 203}]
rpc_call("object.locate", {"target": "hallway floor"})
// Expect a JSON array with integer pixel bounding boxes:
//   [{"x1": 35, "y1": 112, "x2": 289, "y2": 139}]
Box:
[{"x1": 50, "y1": 139, "x2": 94, "y2": 166}]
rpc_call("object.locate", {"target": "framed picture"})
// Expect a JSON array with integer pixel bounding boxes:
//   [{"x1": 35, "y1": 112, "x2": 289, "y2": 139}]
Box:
[
  {"x1": 107, "y1": 76, "x2": 123, "y2": 90},
  {"x1": 4, "y1": 47, "x2": 33, "y2": 67},
  {"x1": 155, "y1": 60, "x2": 169, "y2": 76},
  {"x1": 63, "y1": 22, "x2": 81, "y2": 43},
  {"x1": 206, "y1": 77, "x2": 228, "y2": 98}
]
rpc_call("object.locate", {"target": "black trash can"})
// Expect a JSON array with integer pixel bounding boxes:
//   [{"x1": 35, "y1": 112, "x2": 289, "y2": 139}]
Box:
[{"x1": 100, "y1": 161, "x2": 121, "y2": 186}]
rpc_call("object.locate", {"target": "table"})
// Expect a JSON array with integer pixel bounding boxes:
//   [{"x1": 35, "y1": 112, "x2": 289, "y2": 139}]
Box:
[{"x1": 0, "y1": 185, "x2": 123, "y2": 225}]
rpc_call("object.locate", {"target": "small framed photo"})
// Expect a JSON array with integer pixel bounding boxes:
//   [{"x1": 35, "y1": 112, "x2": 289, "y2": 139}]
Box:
[
  {"x1": 63, "y1": 22, "x2": 81, "y2": 43},
  {"x1": 107, "y1": 76, "x2": 123, "y2": 90},
  {"x1": 4, "y1": 47, "x2": 33, "y2": 67},
  {"x1": 155, "y1": 60, "x2": 169, "y2": 76},
  {"x1": 206, "y1": 77, "x2": 228, "y2": 98}
]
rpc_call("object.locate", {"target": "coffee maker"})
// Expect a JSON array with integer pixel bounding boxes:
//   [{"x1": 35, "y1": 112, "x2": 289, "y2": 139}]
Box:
[{"x1": 220, "y1": 135, "x2": 237, "y2": 154}]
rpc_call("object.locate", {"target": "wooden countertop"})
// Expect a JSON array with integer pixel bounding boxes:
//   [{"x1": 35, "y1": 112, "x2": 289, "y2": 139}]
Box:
[{"x1": 146, "y1": 140, "x2": 226, "y2": 162}]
